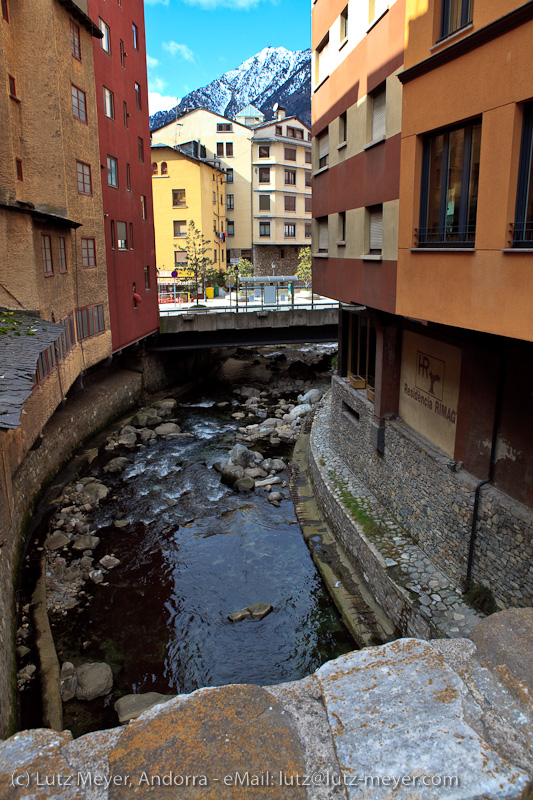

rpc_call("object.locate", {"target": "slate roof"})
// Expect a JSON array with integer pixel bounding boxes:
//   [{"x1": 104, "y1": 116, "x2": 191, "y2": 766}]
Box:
[{"x1": 0, "y1": 310, "x2": 66, "y2": 430}]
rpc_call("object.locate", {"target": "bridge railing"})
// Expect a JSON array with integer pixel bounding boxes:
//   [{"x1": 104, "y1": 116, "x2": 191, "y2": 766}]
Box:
[{"x1": 158, "y1": 291, "x2": 339, "y2": 316}]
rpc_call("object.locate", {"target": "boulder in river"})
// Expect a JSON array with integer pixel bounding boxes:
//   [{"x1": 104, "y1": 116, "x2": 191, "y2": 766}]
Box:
[
  {"x1": 229, "y1": 443, "x2": 256, "y2": 469},
  {"x1": 234, "y1": 477, "x2": 255, "y2": 493},
  {"x1": 262, "y1": 458, "x2": 286, "y2": 474},
  {"x1": 114, "y1": 692, "x2": 176, "y2": 724},
  {"x1": 44, "y1": 532, "x2": 70, "y2": 551},
  {"x1": 221, "y1": 464, "x2": 244, "y2": 488},
  {"x1": 228, "y1": 602, "x2": 273, "y2": 622},
  {"x1": 75, "y1": 662, "x2": 113, "y2": 701},
  {"x1": 104, "y1": 457, "x2": 131, "y2": 474},
  {"x1": 71, "y1": 534, "x2": 100, "y2": 551},
  {"x1": 154, "y1": 422, "x2": 181, "y2": 436},
  {"x1": 82, "y1": 480, "x2": 109, "y2": 503}
]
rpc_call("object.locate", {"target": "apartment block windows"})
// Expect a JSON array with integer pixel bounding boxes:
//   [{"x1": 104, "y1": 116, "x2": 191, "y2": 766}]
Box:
[
  {"x1": 81, "y1": 238, "x2": 96, "y2": 268},
  {"x1": 305, "y1": 171, "x2": 312, "y2": 187},
  {"x1": 77, "y1": 161, "x2": 92, "y2": 195},
  {"x1": 339, "y1": 211, "x2": 346, "y2": 243},
  {"x1": 419, "y1": 120, "x2": 481, "y2": 246},
  {"x1": 70, "y1": 20, "x2": 81, "y2": 60},
  {"x1": 152, "y1": 163, "x2": 158, "y2": 175},
  {"x1": 285, "y1": 195, "x2": 296, "y2": 212},
  {"x1": 285, "y1": 169, "x2": 296, "y2": 186},
  {"x1": 340, "y1": 5, "x2": 348, "y2": 41},
  {"x1": 285, "y1": 147, "x2": 296, "y2": 161},
  {"x1": 132, "y1": 22, "x2": 139, "y2": 49},
  {"x1": 513, "y1": 103, "x2": 533, "y2": 246},
  {"x1": 259, "y1": 195, "x2": 270, "y2": 211},
  {"x1": 8, "y1": 74, "x2": 16, "y2": 98},
  {"x1": 16, "y1": 158, "x2": 23, "y2": 181},
  {"x1": 161, "y1": 162, "x2": 168, "y2": 175},
  {"x1": 140, "y1": 195, "x2": 147, "y2": 220},
  {"x1": 276, "y1": 125, "x2": 282, "y2": 135},
  {"x1": 58, "y1": 237, "x2": 67, "y2": 272},
  {"x1": 77, "y1": 305, "x2": 105, "y2": 340},
  {"x1": 99, "y1": 19, "x2": 110, "y2": 53},
  {"x1": 441, "y1": 0, "x2": 472, "y2": 38},
  {"x1": 144, "y1": 266, "x2": 150, "y2": 290},
  {"x1": 173, "y1": 220, "x2": 187, "y2": 237},
  {"x1": 305, "y1": 196, "x2": 312, "y2": 213},
  {"x1": 120, "y1": 39, "x2": 125, "y2": 68},
  {"x1": 107, "y1": 156, "x2": 118, "y2": 187},
  {"x1": 117, "y1": 221, "x2": 127, "y2": 250},
  {"x1": 284, "y1": 223, "x2": 296, "y2": 238},
  {"x1": 217, "y1": 142, "x2": 224, "y2": 156},
  {"x1": 126, "y1": 162, "x2": 131, "y2": 191},
  {"x1": 305, "y1": 223, "x2": 312, "y2": 238},
  {"x1": 227, "y1": 221, "x2": 235, "y2": 236},
  {"x1": 226, "y1": 142, "x2": 233, "y2": 157},
  {"x1": 259, "y1": 145, "x2": 270, "y2": 158},
  {"x1": 317, "y1": 217, "x2": 328, "y2": 253},
  {"x1": 227, "y1": 194, "x2": 234, "y2": 210},
  {"x1": 259, "y1": 221, "x2": 271, "y2": 237},
  {"x1": 305, "y1": 150, "x2": 312, "y2": 164},
  {"x1": 226, "y1": 168, "x2": 233, "y2": 183},
  {"x1": 371, "y1": 88, "x2": 386, "y2": 142},
  {"x1": 110, "y1": 220, "x2": 115, "y2": 249},
  {"x1": 135, "y1": 82, "x2": 141, "y2": 110},
  {"x1": 213, "y1": 191, "x2": 216, "y2": 204},
  {"x1": 103, "y1": 86, "x2": 114, "y2": 119},
  {"x1": 138, "y1": 137, "x2": 144, "y2": 162},
  {"x1": 340, "y1": 111, "x2": 347, "y2": 144},
  {"x1": 123, "y1": 101, "x2": 128, "y2": 128},
  {"x1": 42, "y1": 235, "x2": 53, "y2": 275},
  {"x1": 217, "y1": 123, "x2": 232, "y2": 132},
  {"x1": 287, "y1": 127, "x2": 304, "y2": 140},
  {"x1": 129, "y1": 223, "x2": 134, "y2": 249},
  {"x1": 367, "y1": 206, "x2": 382, "y2": 254},
  {"x1": 72, "y1": 85, "x2": 87, "y2": 122},
  {"x1": 173, "y1": 189, "x2": 186, "y2": 207},
  {"x1": 318, "y1": 129, "x2": 329, "y2": 169},
  {"x1": 259, "y1": 167, "x2": 270, "y2": 183},
  {"x1": 315, "y1": 32, "x2": 329, "y2": 86}
]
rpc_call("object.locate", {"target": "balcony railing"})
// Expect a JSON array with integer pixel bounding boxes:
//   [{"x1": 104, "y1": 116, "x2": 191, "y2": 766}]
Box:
[
  {"x1": 510, "y1": 220, "x2": 533, "y2": 248},
  {"x1": 415, "y1": 224, "x2": 476, "y2": 247}
]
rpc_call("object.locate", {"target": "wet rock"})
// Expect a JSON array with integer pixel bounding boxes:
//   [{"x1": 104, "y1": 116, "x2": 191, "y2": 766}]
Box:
[
  {"x1": 113, "y1": 519, "x2": 130, "y2": 528},
  {"x1": 262, "y1": 418, "x2": 282, "y2": 428},
  {"x1": 240, "y1": 387, "x2": 260, "y2": 399},
  {"x1": 288, "y1": 403, "x2": 312, "y2": 420},
  {"x1": 63, "y1": 567, "x2": 82, "y2": 583},
  {"x1": 234, "y1": 477, "x2": 255, "y2": 493},
  {"x1": 100, "y1": 555, "x2": 121, "y2": 570},
  {"x1": 212, "y1": 460, "x2": 224, "y2": 473},
  {"x1": 153, "y1": 398, "x2": 178, "y2": 416},
  {"x1": 72, "y1": 534, "x2": 100, "y2": 551},
  {"x1": 82, "y1": 481, "x2": 109, "y2": 503},
  {"x1": 75, "y1": 662, "x2": 113, "y2": 701},
  {"x1": 79, "y1": 556, "x2": 93, "y2": 570},
  {"x1": 89, "y1": 569, "x2": 104, "y2": 584},
  {"x1": 104, "y1": 457, "x2": 131, "y2": 474},
  {"x1": 44, "y1": 532, "x2": 70, "y2": 551},
  {"x1": 221, "y1": 464, "x2": 244, "y2": 488},
  {"x1": 130, "y1": 412, "x2": 149, "y2": 427},
  {"x1": 244, "y1": 467, "x2": 268, "y2": 479},
  {"x1": 262, "y1": 458, "x2": 286, "y2": 474},
  {"x1": 154, "y1": 422, "x2": 181, "y2": 436},
  {"x1": 142, "y1": 408, "x2": 164, "y2": 426},
  {"x1": 115, "y1": 693, "x2": 176, "y2": 724},
  {"x1": 16, "y1": 646, "x2": 31, "y2": 659},
  {"x1": 231, "y1": 412, "x2": 246, "y2": 419},
  {"x1": 229, "y1": 443, "x2": 256, "y2": 469},
  {"x1": 228, "y1": 602, "x2": 273, "y2": 622},
  {"x1": 139, "y1": 427, "x2": 157, "y2": 444},
  {"x1": 269, "y1": 492, "x2": 283, "y2": 502},
  {"x1": 298, "y1": 388, "x2": 322, "y2": 404},
  {"x1": 255, "y1": 476, "x2": 281, "y2": 488}
]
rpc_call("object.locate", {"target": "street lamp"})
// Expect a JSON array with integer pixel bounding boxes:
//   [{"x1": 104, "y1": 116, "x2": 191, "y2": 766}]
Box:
[{"x1": 234, "y1": 264, "x2": 239, "y2": 312}]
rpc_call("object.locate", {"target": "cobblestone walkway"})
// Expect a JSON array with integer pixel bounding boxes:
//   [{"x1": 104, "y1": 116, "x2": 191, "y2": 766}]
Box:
[{"x1": 311, "y1": 393, "x2": 484, "y2": 638}]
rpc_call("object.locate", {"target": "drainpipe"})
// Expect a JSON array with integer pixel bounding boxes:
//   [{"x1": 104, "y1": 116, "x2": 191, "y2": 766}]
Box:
[{"x1": 465, "y1": 357, "x2": 505, "y2": 584}]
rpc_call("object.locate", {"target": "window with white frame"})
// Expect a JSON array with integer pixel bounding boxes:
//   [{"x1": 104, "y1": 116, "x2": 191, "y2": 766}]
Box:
[{"x1": 370, "y1": 87, "x2": 386, "y2": 142}]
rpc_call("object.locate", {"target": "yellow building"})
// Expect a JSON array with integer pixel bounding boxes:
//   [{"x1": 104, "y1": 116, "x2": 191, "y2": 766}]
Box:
[
  {"x1": 151, "y1": 108, "x2": 252, "y2": 262},
  {"x1": 151, "y1": 144, "x2": 226, "y2": 298}
]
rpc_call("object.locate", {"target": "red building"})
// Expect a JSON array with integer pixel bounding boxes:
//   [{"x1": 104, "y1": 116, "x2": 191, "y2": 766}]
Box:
[{"x1": 88, "y1": 0, "x2": 159, "y2": 351}]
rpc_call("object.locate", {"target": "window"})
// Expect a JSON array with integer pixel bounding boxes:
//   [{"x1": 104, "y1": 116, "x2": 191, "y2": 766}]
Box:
[
  {"x1": 110, "y1": 220, "x2": 115, "y2": 249},
  {"x1": 138, "y1": 137, "x2": 144, "y2": 162},
  {"x1": 129, "y1": 222, "x2": 134, "y2": 249},
  {"x1": 340, "y1": 5, "x2": 348, "y2": 40},
  {"x1": 123, "y1": 101, "x2": 128, "y2": 128},
  {"x1": 259, "y1": 195, "x2": 270, "y2": 211},
  {"x1": 305, "y1": 196, "x2": 312, "y2": 213},
  {"x1": 284, "y1": 223, "x2": 296, "y2": 238},
  {"x1": 99, "y1": 18, "x2": 110, "y2": 53},
  {"x1": 152, "y1": 162, "x2": 158, "y2": 175},
  {"x1": 77, "y1": 161, "x2": 92, "y2": 195},
  {"x1": 213, "y1": 249, "x2": 217, "y2": 263},
  {"x1": 317, "y1": 129, "x2": 329, "y2": 169},
  {"x1": 227, "y1": 220, "x2": 235, "y2": 236},
  {"x1": 419, "y1": 120, "x2": 481, "y2": 246},
  {"x1": 441, "y1": 0, "x2": 472, "y2": 38},
  {"x1": 140, "y1": 195, "x2": 147, "y2": 220},
  {"x1": 317, "y1": 217, "x2": 328, "y2": 253},
  {"x1": 126, "y1": 162, "x2": 131, "y2": 191},
  {"x1": 315, "y1": 32, "x2": 329, "y2": 85},
  {"x1": 226, "y1": 168, "x2": 233, "y2": 183},
  {"x1": 76, "y1": 304, "x2": 105, "y2": 340},
  {"x1": 217, "y1": 123, "x2": 232, "y2": 132},
  {"x1": 174, "y1": 251, "x2": 187, "y2": 267},
  {"x1": 170, "y1": 188, "x2": 185, "y2": 208},
  {"x1": 120, "y1": 39, "x2": 125, "y2": 68},
  {"x1": 173, "y1": 220, "x2": 187, "y2": 237},
  {"x1": 81, "y1": 238, "x2": 96, "y2": 267},
  {"x1": 339, "y1": 211, "x2": 346, "y2": 242},
  {"x1": 71, "y1": 85, "x2": 87, "y2": 122},
  {"x1": 287, "y1": 127, "x2": 304, "y2": 140},
  {"x1": 217, "y1": 142, "x2": 224, "y2": 156},
  {"x1": 58, "y1": 237, "x2": 67, "y2": 272},
  {"x1": 16, "y1": 158, "x2": 23, "y2": 181},
  {"x1": 276, "y1": 125, "x2": 283, "y2": 135},
  {"x1": 161, "y1": 161, "x2": 168, "y2": 175},
  {"x1": 213, "y1": 191, "x2": 216, "y2": 204},
  {"x1": 259, "y1": 167, "x2": 270, "y2": 183},
  {"x1": 1, "y1": 0, "x2": 8, "y2": 22},
  {"x1": 8, "y1": 74, "x2": 16, "y2": 98},
  {"x1": 284, "y1": 169, "x2": 296, "y2": 185},
  {"x1": 226, "y1": 194, "x2": 234, "y2": 209},
  {"x1": 144, "y1": 266, "x2": 150, "y2": 290},
  {"x1": 42, "y1": 235, "x2": 53, "y2": 275},
  {"x1": 340, "y1": 111, "x2": 347, "y2": 144},
  {"x1": 70, "y1": 20, "x2": 81, "y2": 60},
  {"x1": 226, "y1": 142, "x2": 233, "y2": 157},
  {"x1": 259, "y1": 145, "x2": 270, "y2": 158},
  {"x1": 259, "y1": 221, "x2": 271, "y2": 237},
  {"x1": 513, "y1": 103, "x2": 533, "y2": 246},
  {"x1": 285, "y1": 195, "x2": 296, "y2": 212},
  {"x1": 107, "y1": 155, "x2": 118, "y2": 187},
  {"x1": 305, "y1": 171, "x2": 312, "y2": 187},
  {"x1": 305, "y1": 223, "x2": 312, "y2": 238},
  {"x1": 117, "y1": 221, "x2": 127, "y2": 249},
  {"x1": 371, "y1": 87, "x2": 386, "y2": 141},
  {"x1": 305, "y1": 150, "x2": 312, "y2": 164},
  {"x1": 132, "y1": 22, "x2": 138, "y2": 49},
  {"x1": 135, "y1": 82, "x2": 141, "y2": 110},
  {"x1": 103, "y1": 86, "x2": 114, "y2": 119},
  {"x1": 285, "y1": 147, "x2": 296, "y2": 161}
]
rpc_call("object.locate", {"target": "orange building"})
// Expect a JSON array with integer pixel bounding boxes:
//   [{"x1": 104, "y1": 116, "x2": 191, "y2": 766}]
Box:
[{"x1": 312, "y1": 0, "x2": 533, "y2": 608}]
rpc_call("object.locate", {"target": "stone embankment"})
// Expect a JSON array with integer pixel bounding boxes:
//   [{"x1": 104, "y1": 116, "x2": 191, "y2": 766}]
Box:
[{"x1": 1, "y1": 610, "x2": 533, "y2": 799}]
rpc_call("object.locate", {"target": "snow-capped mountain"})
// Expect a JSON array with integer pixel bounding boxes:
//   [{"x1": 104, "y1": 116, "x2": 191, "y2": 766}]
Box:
[{"x1": 150, "y1": 46, "x2": 311, "y2": 131}]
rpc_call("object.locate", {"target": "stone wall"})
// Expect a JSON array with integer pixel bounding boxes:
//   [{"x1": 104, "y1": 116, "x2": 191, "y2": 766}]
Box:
[
  {"x1": 252, "y1": 244, "x2": 301, "y2": 277},
  {"x1": 328, "y1": 375, "x2": 533, "y2": 609}
]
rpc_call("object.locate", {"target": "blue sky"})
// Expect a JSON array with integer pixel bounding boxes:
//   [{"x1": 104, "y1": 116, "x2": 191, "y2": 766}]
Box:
[{"x1": 144, "y1": 0, "x2": 311, "y2": 115}]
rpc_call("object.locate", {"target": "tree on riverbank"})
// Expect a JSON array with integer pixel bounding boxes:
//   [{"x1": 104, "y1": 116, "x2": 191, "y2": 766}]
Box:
[
  {"x1": 177, "y1": 221, "x2": 215, "y2": 299},
  {"x1": 296, "y1": 246, "x2": 312, "y2": 289}
]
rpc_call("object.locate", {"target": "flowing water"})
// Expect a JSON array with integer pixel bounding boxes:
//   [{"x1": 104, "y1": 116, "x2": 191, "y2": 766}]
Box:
[{"x1": 24, "y1": 348, "x2": 354, "y2": 736}]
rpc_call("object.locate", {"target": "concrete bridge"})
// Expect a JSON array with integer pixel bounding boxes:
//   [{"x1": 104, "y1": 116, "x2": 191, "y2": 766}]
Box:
[{"x1": 156, "y1": 306, "x2": 339, "y2": 351}]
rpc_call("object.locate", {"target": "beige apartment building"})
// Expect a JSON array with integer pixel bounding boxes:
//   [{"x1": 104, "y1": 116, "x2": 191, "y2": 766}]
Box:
[
  {"x1": 251, "y1": 111, "x2": 312, "y2": 275},
  {"x1": 151, "y1": 108, "x2": 252, "y2": 262}
]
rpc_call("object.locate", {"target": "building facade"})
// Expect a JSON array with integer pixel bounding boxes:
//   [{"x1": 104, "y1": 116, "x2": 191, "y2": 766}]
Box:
[
  {"x1": 151, "y1": 144, "x2": 226, "y2": 297},
  {"x1": 251, "y1": 110, "x2": 312, "y2": 276},
  {"x1": 88, "y1": 0, "x2": 159, "y2": 352},
  {"x1": 151, "y1": 108, "x2": 252, "y2": 263},
  {"x1": 312, "y1": 0, "x2": 533, "y2": 608}
]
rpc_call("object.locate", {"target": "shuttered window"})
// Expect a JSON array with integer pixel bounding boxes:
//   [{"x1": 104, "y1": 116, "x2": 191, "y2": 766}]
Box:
[
  {"x1": 318, "y1": 130, "x2": 329, "y2": 169},
  {"x1": 368, "y1": 206, "x2": 383, "y2": 254},
  {"x1": 318, "y1": 217, "x2": 328, "y2": 253},
  {"x1": 371, "y1": 89, "x2": 386, "y2": 141}
]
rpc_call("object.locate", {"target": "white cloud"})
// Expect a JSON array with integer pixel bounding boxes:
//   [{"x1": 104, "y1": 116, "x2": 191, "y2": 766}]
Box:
[
  {"x1": 146, "y1": 55, "x2": 159, "y2": 69},
  {"x1": 149, "y1": 92, "x2": 179, "y2": 115},
  {"x1": 149, "y1": 76, "x2": 167, "y2": 93},
  {"x1": 162, "y1": 41, "x2": 195, "y2": 62}
]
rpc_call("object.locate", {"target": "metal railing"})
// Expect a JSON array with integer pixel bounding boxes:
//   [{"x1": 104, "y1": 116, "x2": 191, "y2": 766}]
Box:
[
  {"x1": 158, "y1": 290, "x2": 339, "y2": 316},
  {"x1": 415, "y1": 224, "x2": 476, "y2": 247}
]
